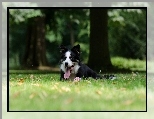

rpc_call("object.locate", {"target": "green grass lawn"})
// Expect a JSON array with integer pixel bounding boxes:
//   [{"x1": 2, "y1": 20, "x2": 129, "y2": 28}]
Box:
[
  {"x1": 111, "y1": 57, "x2": 146, "y2": 71},
  {"x1": 9, "y1": 72, "x2": 146, "y2": 111}
]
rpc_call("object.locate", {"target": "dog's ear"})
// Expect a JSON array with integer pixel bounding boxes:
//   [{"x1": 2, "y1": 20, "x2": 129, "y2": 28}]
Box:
[
  {"x1": 59, "y1": 45, "x2": 68, "y2": 54},
  {"x1": 71, "y1": 44, "x2": 80, "y2": 55}
]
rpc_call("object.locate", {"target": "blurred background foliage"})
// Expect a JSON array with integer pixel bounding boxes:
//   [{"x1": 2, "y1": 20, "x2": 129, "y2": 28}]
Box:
[{"x1": 9, "y1": 8, "x2": 146, "y2": 70}]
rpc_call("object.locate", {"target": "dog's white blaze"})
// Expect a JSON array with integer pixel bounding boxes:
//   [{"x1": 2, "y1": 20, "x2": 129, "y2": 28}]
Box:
[
  {"x1": 72, "y1": 63, "x2": 80, "y2": 74},
  {"x1": 65, "y1": 51, "x2": 73, "y2": 66},
  {"x1": 60, "y1": 51, "x2": 73, "y2": 73}
]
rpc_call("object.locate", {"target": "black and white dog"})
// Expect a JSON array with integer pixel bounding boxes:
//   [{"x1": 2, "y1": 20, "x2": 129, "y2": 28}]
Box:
[{"x1": 59, "y1": 44, "x2": 116, "y2": 81}]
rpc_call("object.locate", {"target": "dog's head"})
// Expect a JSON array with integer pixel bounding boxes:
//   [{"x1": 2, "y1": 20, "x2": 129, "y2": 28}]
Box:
[{"x1": 59, "y1": 44, "x2": 81, "y2": 70}]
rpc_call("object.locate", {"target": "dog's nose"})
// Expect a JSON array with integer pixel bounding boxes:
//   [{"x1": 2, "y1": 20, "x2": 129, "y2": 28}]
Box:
[{"x1": 65, "y1": 62, "x2": 68, "y2": 67}]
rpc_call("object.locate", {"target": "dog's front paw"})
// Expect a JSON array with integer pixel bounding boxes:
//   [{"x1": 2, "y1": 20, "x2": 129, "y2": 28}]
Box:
[{"x1": 74, "y1": 77, "x2": 81, "y2": 82}]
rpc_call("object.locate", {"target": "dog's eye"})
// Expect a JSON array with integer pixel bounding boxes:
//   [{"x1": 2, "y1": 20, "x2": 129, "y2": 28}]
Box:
[{"x1": 69, "y1": 56, "x2": 73, "y2": 59}]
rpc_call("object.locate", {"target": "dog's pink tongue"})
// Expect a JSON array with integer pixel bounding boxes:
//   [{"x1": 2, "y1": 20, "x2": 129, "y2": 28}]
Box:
[{"x1": 64, "y1": 70, "x2": 70, "y2": 79}]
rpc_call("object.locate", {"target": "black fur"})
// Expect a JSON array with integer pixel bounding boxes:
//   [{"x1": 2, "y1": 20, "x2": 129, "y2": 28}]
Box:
[
  {"x1": 75, "y1": 64, "x2": 102, "y2": 79},
  {"x1": 59, "y1": 44, "x2": 116, "y2": 81}
]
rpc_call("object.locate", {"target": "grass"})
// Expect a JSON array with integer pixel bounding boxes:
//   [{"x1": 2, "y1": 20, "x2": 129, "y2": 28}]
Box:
[
  {"x1": 9, "y1": 72, "x2": 146, "y2": 111},
  {"x1": 111, "y1": 57, "x2": 146, "y2": 71}
]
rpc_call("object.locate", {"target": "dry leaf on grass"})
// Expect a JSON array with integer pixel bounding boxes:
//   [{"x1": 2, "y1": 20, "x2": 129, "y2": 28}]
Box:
[
  {"x1": 31, "y1": 83, "x2": 41, "y2": 87},
  {"x1": 123, "y1": 100, "x2": 133, "y2": 105},
  {"x1": 13, "y1": 91, "x2": 21, "y2": 98},
  {"x1": 64, "y1": 98, "x2": 74, "y2": 104},
  {"x1": 30, "y1": 74, "x2": 34, "y2": 79},
  {"x1": 95, "y1": 90, "x2": 102, "y2": 95},
  {"x1": 18, "y1": 78, "x2": 24, "y2": 83},
  {"x1": 61, "y1": 86, "x2": 71, "y2": 92},
  {"x1": 29, "y1": 93, "x2": 37, "y2": 99}
]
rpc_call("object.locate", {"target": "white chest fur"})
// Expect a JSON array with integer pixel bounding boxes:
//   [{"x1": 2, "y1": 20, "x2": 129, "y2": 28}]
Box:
[{"x1": 71, "y1": 64, "x2": 80, "y2": 74}]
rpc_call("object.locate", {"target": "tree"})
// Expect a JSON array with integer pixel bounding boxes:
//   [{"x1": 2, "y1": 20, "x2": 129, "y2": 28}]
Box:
[
  {"x1": 88, "y1": 9, "x2": 112, "y2": 72},
  {"x1": 23, "y1": 16, "x2": 48, "y2": 68},
  {"x1": 108, "y1": 9, "x2": 146, "y2": 60},
  {"x1": 9, "y1": 9, "x2": 50, "y2": 68}
]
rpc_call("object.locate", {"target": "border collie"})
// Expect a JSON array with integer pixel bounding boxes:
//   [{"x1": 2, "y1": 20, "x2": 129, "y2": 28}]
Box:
[{"x1": 59, "y1": 44, "x2": 116, "y2": 81}]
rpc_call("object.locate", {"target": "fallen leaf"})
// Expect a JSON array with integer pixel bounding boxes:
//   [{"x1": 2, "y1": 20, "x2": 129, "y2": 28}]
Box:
[
  {"x1": 13, "y1": 91, "x2": 20, "y2": 98},
  {"x1": 31, "y1": 83, "x2": 41, "y2": 87},
  {"x1": 61, "y1": 86, "x2": 71, "y2": 92},
  {"x1": 96, "y1": 90, "x2": 102, "y2": 95},
  {"x1": 42, "y1": 91, "x2": 48, "y2": 97},
  {"x1": 18, "y1": 78, "x2": 24, "y2": 83},
  {"x1": 55, "y1": 82, "x2": 59, "y2": 85},
  {"x1": 123, "y1": 100, "x2": 133, "y2": 105},
  {"x1": 30, "y1": 74, "x2": 34, "y2": 79},
  {"x1": 132, "y1": 72, "x2": 137, "y2": 77},
  {"x1": 29, "y1": 93, "x2": 37, "y2": 99},
  {"x1": 51, "y1": 85, "x2": 58, "y2": 90},
  {"x1": 65, "y1": 98, "x2": 73, "y2": 104},
  {"x1": 17, "y1": 82, "x2": 24, "y2": 86}
]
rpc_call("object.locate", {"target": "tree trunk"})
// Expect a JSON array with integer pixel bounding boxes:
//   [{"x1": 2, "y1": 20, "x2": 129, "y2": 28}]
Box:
[
  {"x1": 88, "y1": 9, "x2": 112, "y2": 72},
  {"x1": 23, "y1": 16, "x2": 48, "y2": 68},
  {"x1": 68, "y1": 21, "x2": 75, "y2": 47}
]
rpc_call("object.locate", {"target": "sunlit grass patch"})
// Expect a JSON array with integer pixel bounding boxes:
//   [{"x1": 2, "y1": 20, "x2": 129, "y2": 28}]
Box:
[
  {"x1": 9, "y1": 72, "x2": 146, "y2": 111},
  {"x1": 111, "y1": 57, "x2": 146, "y2": 71}
]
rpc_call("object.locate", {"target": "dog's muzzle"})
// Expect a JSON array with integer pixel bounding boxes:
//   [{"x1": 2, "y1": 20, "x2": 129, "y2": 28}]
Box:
[
  {"x1": 65, "y1": 62, "x2": 74, "y2": 72},
  {"x1": 65, "y1": 62, "x2": 68, "y2": 67}
]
